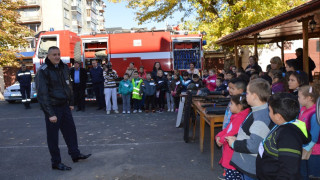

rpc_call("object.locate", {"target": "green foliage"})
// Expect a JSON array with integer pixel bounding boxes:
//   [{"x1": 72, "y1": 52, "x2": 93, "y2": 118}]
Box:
[
  {"x1": 109, "y1": 0, "x2": 307, "y2": 50},
  {"x1": 0, "y1": 0, "x2": 33, "y2": 67}
]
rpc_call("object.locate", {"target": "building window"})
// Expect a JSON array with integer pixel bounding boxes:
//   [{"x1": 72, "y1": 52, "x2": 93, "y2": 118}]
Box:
[
  {"x1": 64, "y1": 9, "x2": 70, "y2": 19},
  {"x1": 64, "y1": 0, "x2": 68, "y2": 4},
  {"x1": 65, "y1": 24, "x2": 70, "y2": 30},
  {"x1": 24, "y1": 23, "x2": 40, "y2": 32}
]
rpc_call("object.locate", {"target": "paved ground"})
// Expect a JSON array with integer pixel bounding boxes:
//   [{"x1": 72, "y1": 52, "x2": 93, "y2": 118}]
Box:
[{"x1": 0, "y1": 101, "x2": 223, "y2": 180}]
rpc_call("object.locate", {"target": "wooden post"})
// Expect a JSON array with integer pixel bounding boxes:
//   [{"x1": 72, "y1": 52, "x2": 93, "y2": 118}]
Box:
[
  {"x1": 281, "y1": 40, "x2": 285, "y2": 63},
  {"x1": 234, "y1": 43, "x2": 239, "y2": 67},
  {"x1": 254, "y1": 34, "x2": 258, "y2": 59},
  {"x1": 302, "y1": 20, "x2": 309, "y2": 76}
]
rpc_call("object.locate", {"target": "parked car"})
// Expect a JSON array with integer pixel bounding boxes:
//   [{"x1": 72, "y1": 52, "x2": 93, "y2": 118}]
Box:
[{"x1": 3, "y1": 82, "x2": 37, "y2": 103}]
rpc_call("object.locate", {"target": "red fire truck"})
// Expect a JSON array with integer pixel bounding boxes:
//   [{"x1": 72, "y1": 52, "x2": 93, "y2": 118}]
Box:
[
  {"x1": 33, "y1": 29, "x2": 205, "y2": 74},
  {"x1": 33, "y1": 29, "x2": 205, "y2": 99}
]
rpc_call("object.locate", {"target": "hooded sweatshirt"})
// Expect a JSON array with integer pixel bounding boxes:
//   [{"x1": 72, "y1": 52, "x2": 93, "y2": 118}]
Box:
[{"x1": 256, "y1": 120, "x2": 311, "y2": 180}]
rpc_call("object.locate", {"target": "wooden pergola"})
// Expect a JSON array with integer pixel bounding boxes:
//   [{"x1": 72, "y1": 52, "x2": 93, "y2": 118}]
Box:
[{"x1": 216, "y1": 0, "x2": 320, "y2": 76}]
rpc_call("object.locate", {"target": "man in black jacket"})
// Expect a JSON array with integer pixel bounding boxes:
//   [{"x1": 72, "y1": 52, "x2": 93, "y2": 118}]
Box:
[
  {"x1": 295, "y1": 48, "x2": 316, "y2": 82},
  {"x1": 36, "y1": 46, "x2": 91, "y2": 171},
  {"x1": 16, "y1": 64, "x2": 32, "y2": 109},
  {"x1": 70, "y1": 61, "x2": 87, "y2": 112}
]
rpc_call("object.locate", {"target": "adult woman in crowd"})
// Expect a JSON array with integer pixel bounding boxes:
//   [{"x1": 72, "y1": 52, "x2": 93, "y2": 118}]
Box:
[
  {"x1": 245, "y1": 56, "x2": 262, "y2": 76},
  {"x1": 270, "y1": 56, "x2": 285, "y2": 72},
  {"x1": 187, "y1": 62, "x2": 200, "y2": 76},
  {"x1": 151, "y1": 62, "x2": 162, "y2": 80},
  {"x1": 125, "y1": 62, "x2": 137, "y2": 80}
]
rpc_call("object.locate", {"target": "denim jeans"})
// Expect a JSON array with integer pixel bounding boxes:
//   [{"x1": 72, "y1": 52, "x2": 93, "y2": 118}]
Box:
[
  {"x1": 301, "y1": 155, "x2": 320, "y2": 179},
  {"x1": 166, "y1": 92, "x2": 174, "y2": 110},
  {"x1": 122, "y1": 94, "x2": 131, "y2": 112}
]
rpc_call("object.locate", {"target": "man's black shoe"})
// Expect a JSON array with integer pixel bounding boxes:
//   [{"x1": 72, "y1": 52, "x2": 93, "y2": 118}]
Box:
[
  {"x1": 72, "y1": 153, "x2": 91, "y2": 162},
  {"x1": 96, "y1": 107, "x2": 103, "y2": 110},
  {"x1": 52, "y1": 163, "x2": 72, "y2": 171}
]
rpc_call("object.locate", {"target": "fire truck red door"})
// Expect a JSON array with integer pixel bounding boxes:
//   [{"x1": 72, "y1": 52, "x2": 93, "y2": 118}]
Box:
[{"x1": 110, "y1": 57, "x2": 142, "y2": 77}]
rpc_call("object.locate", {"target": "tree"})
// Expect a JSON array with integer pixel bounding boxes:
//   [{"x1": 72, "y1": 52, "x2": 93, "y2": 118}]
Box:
[
  {"x1": 109, "y1": 0, "x2": 306, "y2": 50},
  {"x1": 0, "y1": 0, "x2": 32, "y2": 67}
]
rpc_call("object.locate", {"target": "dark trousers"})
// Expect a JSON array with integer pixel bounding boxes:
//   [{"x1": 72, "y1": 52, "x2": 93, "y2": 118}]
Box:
[
  {"x1": 174, "y1": 96, "x2": 180, "y2": 109},
  {"x1": 145, "y1": 95, "x2": 155, "y2": 110},
  {"x1": 45, "y1": 105, "x2": 80, "y2": 164},
  {"x1": 156, "y1": 90, "x2": 166, "y2": 109},
  {"x1": 73, "y1": 84, "x2": 85, "y2": 110},
  {"x1": 133, "y1": 99, "x2": 142, "y2": 110},
  {"x1": 20, "y1": 85, "x2": 31, "y2": 107},
  {"x1": 93, "y1": 82, "x2": 105, "y2": 108}
]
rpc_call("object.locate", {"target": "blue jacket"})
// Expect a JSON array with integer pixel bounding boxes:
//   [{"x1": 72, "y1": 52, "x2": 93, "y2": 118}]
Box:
[
  {"x1": 118, "y1": 80, "x2": 133, "y2": 95},
  {"x1": 16, "y1": 69, "x2": 32, "y2": 87},
  {"x1": 180, "y1": 76, "x2": 191, "y2": 92},
  {"x1": 90, "y1": 66, "x2": 104, "y2": 84},
  {"x1": 142, "y1": 79, "x2": 156, "y2": 96}
]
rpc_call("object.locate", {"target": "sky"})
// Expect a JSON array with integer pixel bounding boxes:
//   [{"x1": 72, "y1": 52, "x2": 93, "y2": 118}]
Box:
[{"x1": 103, "y1": 1, "x2": 195, "y2": 30}]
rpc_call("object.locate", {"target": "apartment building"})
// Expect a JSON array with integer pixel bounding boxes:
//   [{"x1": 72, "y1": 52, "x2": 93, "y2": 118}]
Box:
[{"x1": 18, "y1": 0, "x2": 106, "y2": 51}]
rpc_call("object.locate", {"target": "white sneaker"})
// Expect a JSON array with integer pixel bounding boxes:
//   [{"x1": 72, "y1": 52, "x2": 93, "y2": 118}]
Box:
[
  {"x1": 171, "y1": 108, "x2": 174, "y2": 112},
  {"x1": 122, "y1": 111, "x2": 126, "y2": 114},
  {"x1": 127, "y1": 111, "x2": 131, "y2": 114},
  {"x1": 106, "y1": 111, "x2": 110, "y2": 115},
  {"x1": 133, "y1": 110, "x2": 137, "y2": 113},
  {"x1": 138, "y1": 109, "x2": 142, "y2": 113},
  {"x1": 114, "y1": 110, "x2": 119, "y2": 114}
]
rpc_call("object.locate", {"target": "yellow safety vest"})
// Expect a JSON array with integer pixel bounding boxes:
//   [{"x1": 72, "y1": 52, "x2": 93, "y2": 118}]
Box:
[{"x1": 132, "y1": 78, "x2": 143, "y2": 100}]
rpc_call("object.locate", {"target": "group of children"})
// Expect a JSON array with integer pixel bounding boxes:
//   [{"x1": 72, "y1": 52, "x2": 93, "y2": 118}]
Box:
[{"x1": 214, "y1": 73, "x2": 320, "y2": 179}]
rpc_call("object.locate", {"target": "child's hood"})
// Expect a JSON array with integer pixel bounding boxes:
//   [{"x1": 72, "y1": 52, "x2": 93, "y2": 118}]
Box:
[{"x1": 289, "y1": 120, "x2": 311, "y2": 145}]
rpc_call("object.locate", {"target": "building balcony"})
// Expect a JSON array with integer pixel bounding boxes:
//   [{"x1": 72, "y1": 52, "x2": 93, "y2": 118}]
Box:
[
  {"x1": 72, "y1": 20, "x2": 82, "y2": 28},
  {"x1": 86, "y1": 17, "x2": 98, "y2": 25},
  {"x1": 97, "y1": 6, "x2": 104, "y2": 12},
  {"x1": 20, "y1": 0, "x2": 40, "y2": 8},
  {"x1": 18, "y1": 15, "x2": 41, "y2": 24},
  {"x1": 71, "y1": 4, "x2": 82, "y2": 13}
]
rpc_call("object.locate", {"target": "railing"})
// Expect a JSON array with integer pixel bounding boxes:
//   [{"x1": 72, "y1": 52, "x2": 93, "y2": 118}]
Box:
[{"x1": 25, "y1": 0, "x2": 39, "y2": 6}]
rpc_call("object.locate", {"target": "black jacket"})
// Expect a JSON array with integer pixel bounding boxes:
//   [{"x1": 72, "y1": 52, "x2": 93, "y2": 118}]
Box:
[
  {"x1": 16, "y1": 69, "x2": 32, "y2": 87},
  {"x1": 70, "y1": 67, "x2": 87, "y2": 89},
  {"x1": 36, "y1": 58, "x2": 74, "y2": 117},
  {"x1": 155, "y1": 76, "x2": 168, "y2": 92},
  {"x1": 256, "y1": 122, "x2": 311, "y2": 180}
]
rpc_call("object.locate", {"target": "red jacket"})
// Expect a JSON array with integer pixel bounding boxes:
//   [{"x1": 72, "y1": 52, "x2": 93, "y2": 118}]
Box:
[
  {"x1": 202, "y1": 75, "x2": 217, "y2": 91},
  {"x1": 216, "y1": 108, "x2": 251, "y2": 170}
]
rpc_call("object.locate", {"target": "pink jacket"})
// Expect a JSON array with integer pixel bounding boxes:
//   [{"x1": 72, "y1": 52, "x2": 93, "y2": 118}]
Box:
[
  {"x1": 216, "y1": 108, "x2": 251, "y2": 170},
  {"x1": 202, "y1": 75, "x2": 217, "y2": 91}
]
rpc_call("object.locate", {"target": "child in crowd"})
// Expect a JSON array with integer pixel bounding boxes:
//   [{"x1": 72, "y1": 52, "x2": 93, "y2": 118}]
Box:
[
  {"x1": 216, "y1": 94, "x2": 251, "y2": 180},
  {"x1": 222, "y1": 78, "x2": 247, "y2": 129},
  {"x1": 131, "y1": 71, "x2": 144, "y2": 113},
  {"x1": 202, "y1": 69, "x2": 217, "y2": 92},
  {"x1": 155, "y1": 70, "x2": 167, "y2": 113},
  {"x1": 285, "y1": 59, "x2": 299, "y2": 72},
  {"x1": 256, "y1": 93, "x2": 311, "y2": 180},
  {"x1": 214, "y1": 78, "x2": 226, "y2": 92},
  {"x1": 271, "y1": 70, "x2": 286, "y2": 94},
  {"x1": 103, "y1": 63, "x2": 119, "y2": 115},
  {"x1": 180, "y1": 71, "x2": 191, "y2": 92},
  {"x1": 142, "y1": 72, "x2": 156, "y2": 113},
  {"x1": 138, "y1": 66, "x2": 147, "y2": 80},
  {"x1": 298, "y1": 85, "x2": 320, "y2": 180},
  {"x1": 170, "y1": 74, "x2": 182, "y2": 112},
  {"x1": 173, "y1": 69, "x2": 180, "y2": 76},
  {"x1": 223, "y1": 70, "x2": 236, "y2": 87},
  {"x1": 226, "y1": 78, "x2": 274, "y2": 180},
  {"x1": 166, "y1": 72, "x2": 174, "y2": 112},
  {"x1": 288, "y1": 71, "x2": 309, "y2": 96},
  {"x1": 202, "y1": 69, "x2": 209, "y2": 79},
  {"x1": 118, "y1": 73, "x2": 133, "y2": 114},
  {"x1": 187, "y1": 74, "x2": 203, "y2": 95}
]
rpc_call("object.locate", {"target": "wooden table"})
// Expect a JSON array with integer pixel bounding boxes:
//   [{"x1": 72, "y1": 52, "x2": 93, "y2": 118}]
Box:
[{"x1": 192, "y1": 100, "x2": 224, "y2": 169}]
